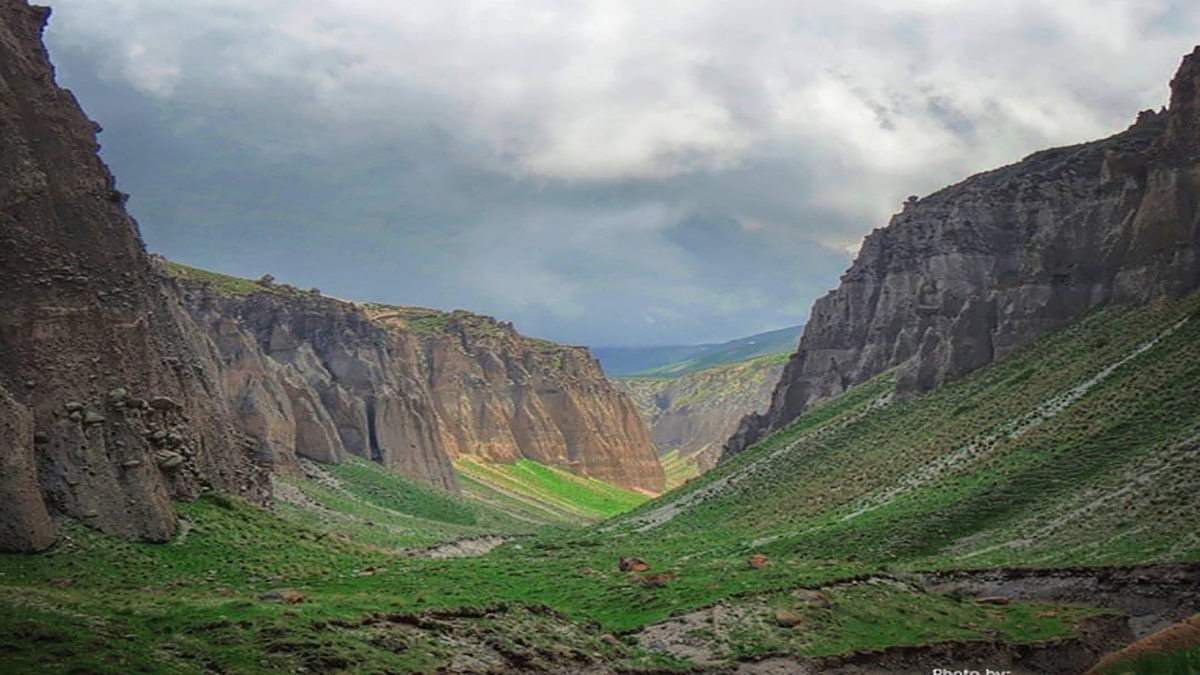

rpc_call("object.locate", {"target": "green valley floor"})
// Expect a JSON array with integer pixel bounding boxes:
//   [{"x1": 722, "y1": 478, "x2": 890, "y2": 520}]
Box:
[{"x1": 3, "y1": 292, "x2": 1200, "y2": 674}]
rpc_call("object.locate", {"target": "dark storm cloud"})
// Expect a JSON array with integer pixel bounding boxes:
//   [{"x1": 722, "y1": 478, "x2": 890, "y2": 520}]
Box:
[{"x1": 41, "y1": 0, "x2": 1200, "y2": 346}]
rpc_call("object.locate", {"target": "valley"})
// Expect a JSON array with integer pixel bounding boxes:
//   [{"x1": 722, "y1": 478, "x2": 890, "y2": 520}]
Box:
[
  {"x1": 2, "y1": 286, "x2": 1197, "y2": 674},
  {"x1": 2, "y1": 1, "x2": 1199, "y2": 673},
  {"x1": 617, "y1": 351, "x2": 790, "y2": 487}
]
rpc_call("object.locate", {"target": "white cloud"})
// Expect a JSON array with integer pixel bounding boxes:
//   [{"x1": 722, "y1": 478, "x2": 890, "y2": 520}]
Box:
[{"x1": 41, "y1": 0, "x2": 1200, "y2": 343}]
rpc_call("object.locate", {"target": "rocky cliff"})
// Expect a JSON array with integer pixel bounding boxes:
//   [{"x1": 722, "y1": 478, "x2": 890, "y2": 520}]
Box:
[
  {"x1": 169, "y1": 266, "x2": 665, "y2": 494},
  {"x1": 0, "y1": 0, "x2": 661, "y2": 554},
  {"x1": 725, "y1": 46, "x2": 1200, "y2": 460},
  {"x1": 0, "y1": 1, "x2": 267, "y2": 551},
  {"x1": 617, "y1": 354, "x2": 786, "y2": 484}
]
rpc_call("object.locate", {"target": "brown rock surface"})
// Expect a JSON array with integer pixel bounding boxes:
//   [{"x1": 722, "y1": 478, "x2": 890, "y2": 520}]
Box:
[
  {"x1": 725, "y1": 46, "x2": 1200, "y2": 461},
  {"x1": 173, "y1": 279, "x2": 665, "y2": 494},
  {"x1": 0, "y1": 385, "x2": 54, "y2": 551},
  {"x1": 0, "y1": 1, "x2": 267, "y2": 549}
]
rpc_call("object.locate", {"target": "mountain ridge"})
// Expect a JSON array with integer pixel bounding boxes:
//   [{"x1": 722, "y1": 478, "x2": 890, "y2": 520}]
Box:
[
  {"x1": 167, "y1": 259, "x2": 666, "y2": 495},
  {"x1": 617, "y1": 352, "x2": 787, "y2": 486},
  {"x1": 724, "y1": 46, "x2": 1200, "y2": 461},
  {"x1": 593, "y1": 324, "x2": 802, "y2": 378}
]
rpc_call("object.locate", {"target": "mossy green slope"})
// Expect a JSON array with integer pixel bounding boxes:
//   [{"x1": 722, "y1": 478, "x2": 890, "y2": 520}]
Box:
[
  {"x1": 612, "y1": 291, "x2": 1200, "y2": 570},
  {"x1": 272, "y1": 457, "x2": 548, "y2": 550},
  {"x1": 454, "y1": 457, "x2": 648, "y2": 523}
]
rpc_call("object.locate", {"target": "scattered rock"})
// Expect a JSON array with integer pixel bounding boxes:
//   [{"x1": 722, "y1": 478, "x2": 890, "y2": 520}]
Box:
[
  {"x1": 792, "y1": 589, "x2": 834, "y2": 609},
  {"x1": 47, "y1": 577, "x2": 74, "y2": 588},
  {"x1": 601, "y1": 634, "x2": 620, "y2": 647},
  {"x1": 976, "y1": 596, "x2": 1012, "y2": 606},
  {"x1": 634, "y1": 573, "x2": 672, "y2": 588},
  {"x1": 619, "y1": 556, "x2": 650, "y2": 572},
  {"x1": 155, "y1": 450, "x2": 185, "y2": 470},
  {"x1": 83, "y1": 411, "x2": 105, "y2": 425},
  {"x1": 258, "y1": 589, "x2": 305, "y2": 604},
  {"x1": 774, "y1": 607, "x2": 805, "y2": 628},
  {"x1": 33, "y1": 431, "x2": 49, "y2": 444},
  {"x1": 749, "y1": 554, "x2": 770, "y2": 569},
  {"x1": 149, "y1": 397, "x2": 181, "y2": 412},
  {"x1": 64, "y1": 402, "x2": 83, "y2": 413},
  {"x1": 121, "y1": 460, "x2": 142, "y2": 468},
  {"x1": 106, "y1": 387, "x2": 128, "y2": 403}
]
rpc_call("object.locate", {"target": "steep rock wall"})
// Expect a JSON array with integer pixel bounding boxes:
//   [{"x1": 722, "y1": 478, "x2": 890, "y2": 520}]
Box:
[
  {"x1": 174, "y1": 281, "x2": 665, "y2": 494},
  {"x1": 725, "y1": 46, "x2": 1200, "y2": 460},
  {"x1": 0, "y1": 1, "x2": 267, "y2": 551}
]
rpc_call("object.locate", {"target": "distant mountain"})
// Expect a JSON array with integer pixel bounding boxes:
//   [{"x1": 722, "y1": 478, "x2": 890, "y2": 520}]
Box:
[
  {"x1": 593, "y1": 325, "x2": 803, "y2": 378},
  {"x1": 616, "y1": 352, "x2": 788, "y2": 488}
]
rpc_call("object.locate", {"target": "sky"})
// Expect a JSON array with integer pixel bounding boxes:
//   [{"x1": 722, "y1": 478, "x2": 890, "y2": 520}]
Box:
[{"x1": 42, "y1": 0, "x2": 1200, "y2": 347}]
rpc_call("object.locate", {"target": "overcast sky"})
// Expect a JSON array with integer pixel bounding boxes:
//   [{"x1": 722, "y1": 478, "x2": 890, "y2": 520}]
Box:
[{"x1": 42, "y1": 0, "x2": 1200, "y2": 346}]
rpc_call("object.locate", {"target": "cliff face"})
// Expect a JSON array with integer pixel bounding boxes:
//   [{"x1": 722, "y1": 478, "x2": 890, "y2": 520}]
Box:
[
  {"x1": 617, "y1": 354, "x2": 786, "y2": 482},
  {"x1": 725, "y1": 47, "x2": 1200, "y2": 460},
  {"x1": 172, "y1": 275, "x2": 665, "y2": 494},
  {"x1": 0, "y1": 2, "x2": 267, "y2": 551}
]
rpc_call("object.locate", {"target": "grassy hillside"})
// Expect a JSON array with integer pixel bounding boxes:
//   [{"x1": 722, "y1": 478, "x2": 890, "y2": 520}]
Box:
[
  {"x1": 612, "y1": 291, "x2": 1200, "y2": 569},
  {"x1": 271, "y1": 457, "x2": 547, "y2": 550},
  {"x1": 634, "y1": 326, "x2": 800, "y2": 378},
  {"x1": 454, "y1": 458, "x2": 649, "y2": 523},
  {"x1": 2, "y1": 293, "x2": 1197, "y2": 673}
]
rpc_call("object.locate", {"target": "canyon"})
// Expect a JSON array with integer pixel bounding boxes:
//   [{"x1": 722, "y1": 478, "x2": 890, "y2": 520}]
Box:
[{"x1": 616, "y1": 353, "x2": 786, "y2": 485}]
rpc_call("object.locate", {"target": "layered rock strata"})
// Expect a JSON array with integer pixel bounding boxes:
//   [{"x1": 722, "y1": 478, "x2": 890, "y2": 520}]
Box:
[{"x1": 173, "y1": 279, "x2": 665, "y2": 494}]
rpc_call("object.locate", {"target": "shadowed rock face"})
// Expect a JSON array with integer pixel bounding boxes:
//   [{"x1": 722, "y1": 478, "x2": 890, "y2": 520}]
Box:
[
  {"x1": 0, "y1": 0, "x2": 661, "y2": 552},
  {"x1": 725, "y1": 46, "x2": 1200, "y2": 461},
  {"x1": 175, "y1": 281, "x2": 665, "y2": 494},
  {"x1": 0, "y1": 1, "x2": 268, "y2": 551},
  {"x1": 0, "y1": 386, "x2": 53, "y2": 551}
]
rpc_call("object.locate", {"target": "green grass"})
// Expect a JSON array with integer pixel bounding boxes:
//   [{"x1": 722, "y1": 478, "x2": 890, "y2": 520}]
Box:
[
  {"x1": 165, "y1": 261, "x2": 294, "y2": 296},
  {"x1": 579, "y1": 294, "x2": 1200, "y2": 634},
  {"x1": 3, "y1": 293, "x2": 1199, "y2": 672},
  {"x1": 454, "y1": 458, "x2": 648, "y2": 522},
  {"x1": 270, "y1": 456, "x2": 547, "y2": 550}
]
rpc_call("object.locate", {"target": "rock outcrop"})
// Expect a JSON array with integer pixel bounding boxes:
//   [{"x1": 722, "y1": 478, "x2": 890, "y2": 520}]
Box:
[
  {"x1": 725, "y1": 46, "x2": 1200, "y2": 460},
  {"x1": 0, "y1": 385, "x2": 54, "y2": 551},
  {"x1": 0, "y1": 1, "x2": 267, "y2": 551},
  {"x1": 171, "y1": 272, "x2": 665, "y2": 494},
  {"x1": 617, "y1": 354, "x2": 785, "y2": 483}
]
